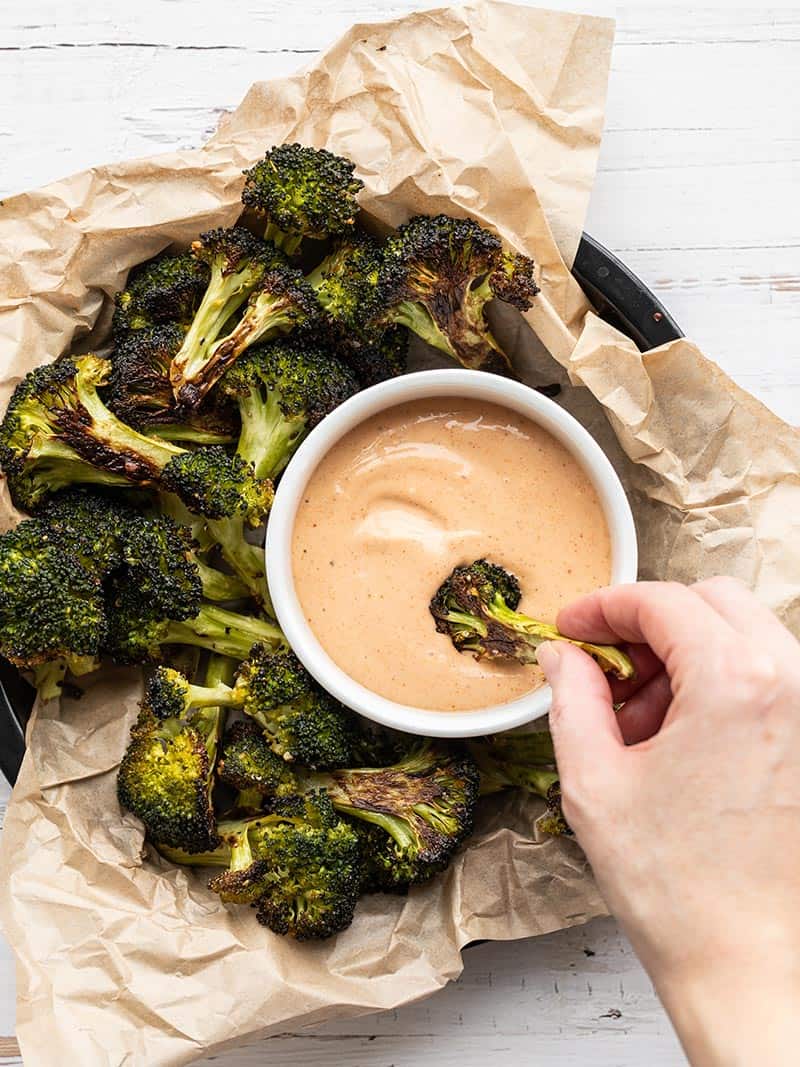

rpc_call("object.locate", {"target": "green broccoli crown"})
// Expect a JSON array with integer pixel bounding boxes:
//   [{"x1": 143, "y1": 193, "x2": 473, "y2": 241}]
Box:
[
  {"x1": 191, "y1": 225, "x2": 277, "y2": 276},
  {"x1": 0, "y1": 517, "x2": 106, "y2": 669},
  {"x1": 380, "y1": 214, "x2": 501, "y2": 306},
  {"x1": 337, "y1": 325, "x2": 409, "y2": 389},
  {"x1": 113, "y1": 252, "x2": 210, "y2": 338},
  {"x1": 103, "y1": 580, "x2": 172, "y2": 664},
  {"x1": 146, "y1": 666, "x2": 193, "y2": 720},
  {"x1": 36, "y1": 489, "x2": 202, "y2": 621},
  {"x1": 222, "y1": 337, "x2": 358, "y2": 429},
  {"x1": 209, "y1": 791, "x2": 361, "y2": 940},
  {"x1": 236, "y1": 645, "x2": 358, "y2": 769},
  {"x1": 107, "y1": 323, "x2": 186, "y2": 425},
  {"x1": 308, "y1": 231, "x2": 383, "y2": 337},
  {"x1": 349, "y1": 820, "x2": 445, "y2": 893},
  {"x1": 322, "y1": 743, "x2": 480, "y2": 868},
  {"x1": 248, "y1": 265, "x2": 320, "y2": 331},
  {"x1": 117, "y1": 701, "x2": 220, "y2": 852},
  {"x1": 488, "y1": 250, "x2": 539, "y2": 310},
  {"x1": 160, "y1": 447, "x2": 273, "y2": 525},
  {"x1": 216, "y1": 720, "x2": 296, "y2": 796},
  {"x1": 241, "y1": 144, "x2": 363, "y2": 246}
]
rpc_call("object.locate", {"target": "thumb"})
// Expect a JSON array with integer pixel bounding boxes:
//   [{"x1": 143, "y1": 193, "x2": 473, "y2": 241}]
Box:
[{"x1": 538, "y1": 642, "x2": 624, "y2": 786}]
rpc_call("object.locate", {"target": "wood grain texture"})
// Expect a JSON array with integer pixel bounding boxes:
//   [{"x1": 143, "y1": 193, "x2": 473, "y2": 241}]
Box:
[{"x1": 0, "y1": 2, "x2": 797, "y2": 1064}]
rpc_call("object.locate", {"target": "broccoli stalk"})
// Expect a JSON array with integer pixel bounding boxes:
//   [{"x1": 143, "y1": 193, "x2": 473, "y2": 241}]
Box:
[
  {"x1": 302, "y1": 743, "x2": 480, "y2": 886},
  {"x1": 241, "y1": 143, "x2": 364, "y2": 255},
  {"x1": 104, "y1": 583, "x2": 285, "y2": 665},
  {"x1": 430, "y1": 559, "x2": 635, "y2": 680},
  {"x1": 169, "y1": 227, "x2": 280, "y2": 408},
  {"x1": 0, "y1": 354, "x2": 272, "y2": 522}
]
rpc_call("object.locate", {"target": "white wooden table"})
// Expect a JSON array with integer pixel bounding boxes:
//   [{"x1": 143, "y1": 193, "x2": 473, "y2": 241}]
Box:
[{"x1": 1, "y1": 2, "x2": 797, "y2": 1063}]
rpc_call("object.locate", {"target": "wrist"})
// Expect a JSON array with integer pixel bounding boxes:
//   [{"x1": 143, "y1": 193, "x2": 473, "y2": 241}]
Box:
[{"x1": 653, "y1": 942, "x2": 800, "y2": 1067}]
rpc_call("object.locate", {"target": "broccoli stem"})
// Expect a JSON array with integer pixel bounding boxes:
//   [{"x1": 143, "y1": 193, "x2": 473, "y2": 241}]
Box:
[
  {"x1": 486, "y1": 600, "x2": 634, "y2": 678},
  {"x1": 74, "y1": 359, "x2": 186, "y2": 471},
  {"x1": 195, "y1": 559, "x2": 249, "y2": 603},
  {"x1": 390, "y1": 300, "x2": 459, "y2": 360},
  {"x1": 171, "y1": 271, "x2": 257, "y2": 392},
  {"x1": 236, "y1": 385, "x2": 303, "y2": 481},
  {"x1": 28, "y1": 438, "x2": 133, "y2": 496},
  {"x1": 205, "y1": 299, "x2": 297, "y2": 378},
  {"x1": 264, "y1": 222, "x2": 302, "y2": 256},
  {"x1": 205, "y1": 516, "x2": 272, "y2": 612},
  {"x1": 147, "y1": 424, "x2": 236, "y2": 446},
  {"x1": 32, "y1": 660, "x2": 67, "y2": 701},
  {"x1": 165, "y1": 604, "x2": 283, "y2": 661}
]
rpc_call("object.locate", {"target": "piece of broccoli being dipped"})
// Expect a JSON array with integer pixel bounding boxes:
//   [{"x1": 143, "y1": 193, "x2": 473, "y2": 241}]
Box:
[{"x1": 430, "y1": 559, "x2": 634, "y2": 679}]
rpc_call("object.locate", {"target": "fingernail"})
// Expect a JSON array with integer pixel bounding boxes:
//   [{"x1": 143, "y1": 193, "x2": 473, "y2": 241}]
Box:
[{"x1": 537, "y1": 641, "x2": 561, "y2": 680}]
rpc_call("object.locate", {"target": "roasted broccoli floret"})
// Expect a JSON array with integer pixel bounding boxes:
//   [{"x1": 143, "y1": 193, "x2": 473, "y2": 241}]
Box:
[
  {"x1": 430, "y1": 559, "x2": 635, "y2": 679},
  {"x1": 168, "y1": 227, "x2": 281, "y2": 408},
  {"x1": 342, "y1": 326, "x2": 409, "y2": 388},
  {"x1": 107, "y1": 324, "x2": 238, "y2": 443},
  {"x1": 104, "y1": 581, "x2": 284, "y2": 665},
  {"x1": 241, "y1": 143, "x2": 363, "y2": 254},
  {"x1": 376, "y1": 214, "x2": 539, "y2": 374},
  {"x1": 0, "y1": 517, "x2": 105, "y2": 697},
  {"x1": 144, "y1": 646, "x2": 358, "y2": 769},
  {"x1": 469, "y1": 731, "x2": 571, "y2": 836},
  {"x1": 116, "y1": 664, "x2": 227, "y2": 851},
  {"x1": 220, "y1": 337, "x2": 359, "y2": 480},
  {"x1": 204, "y1": 337, "x2": 357, "y2": 607},
  {"x1": 306, "y1": 231, "x2": 382, "y2": 337},
  {"x1": 236, "y1": 646, "x2": 359, "y2": 768},
  {"x1": 159, "y1": 792, "x2": 362, "y2": 940},
  {"x1": 307, "y1": 743, "x2": 480, "y2": 879},
  {"x1": 112, "y1": 251, "x2": 210, "y2": 338},
  {"x1": 193, "y1": 265, "x2": 320, "y2": 395},
  {"x1": 216, "y1": 720, "x2": 296, "y2": 811},
  {"x1": 0, "y1": 354, "x2": 272, "y2": 522}
]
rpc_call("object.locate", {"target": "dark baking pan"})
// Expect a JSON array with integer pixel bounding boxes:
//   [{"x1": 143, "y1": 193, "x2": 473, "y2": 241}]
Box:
[{"x1": 0, "y1": 233, "x2": 683, "y2": 787}]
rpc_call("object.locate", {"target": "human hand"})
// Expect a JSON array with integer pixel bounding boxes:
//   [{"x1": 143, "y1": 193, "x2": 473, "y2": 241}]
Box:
[{"x1": 537, "y1": 579, "x2": 800, "y2": 1067}]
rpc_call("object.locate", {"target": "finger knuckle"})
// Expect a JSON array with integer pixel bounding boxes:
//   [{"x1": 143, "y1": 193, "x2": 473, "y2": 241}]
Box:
[
  {"x1": 728, "y1": 653, "x2": 782, "y2": 707},
  {"x1": 696, "y1": 575, "x2": 748, "y2": 596}
]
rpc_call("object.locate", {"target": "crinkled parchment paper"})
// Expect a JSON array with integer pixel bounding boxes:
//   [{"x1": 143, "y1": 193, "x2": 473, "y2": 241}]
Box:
[{"x1": 1, "y1": 4, "x2": 799, "y2": 1065}]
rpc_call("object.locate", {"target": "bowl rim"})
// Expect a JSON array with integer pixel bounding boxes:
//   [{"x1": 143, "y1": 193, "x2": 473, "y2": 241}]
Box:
[{"x1": 265, "y1": 368, "x2": 638, "y2": 738}]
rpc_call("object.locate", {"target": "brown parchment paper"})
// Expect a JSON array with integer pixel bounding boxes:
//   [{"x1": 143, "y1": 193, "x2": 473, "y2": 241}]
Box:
[{"x1": 1, "y1": 3, "x2": 799, "y2": 1065}]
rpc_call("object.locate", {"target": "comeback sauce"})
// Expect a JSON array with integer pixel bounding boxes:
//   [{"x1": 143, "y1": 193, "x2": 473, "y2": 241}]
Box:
[{"x1": 292, "y1": 398, "x2": 611, "y2": 712}]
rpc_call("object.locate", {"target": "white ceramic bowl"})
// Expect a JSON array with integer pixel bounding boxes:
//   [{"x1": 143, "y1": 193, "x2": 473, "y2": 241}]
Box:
[{"x1": 266, "y1": 369, "x2": 638, "y2": 738}]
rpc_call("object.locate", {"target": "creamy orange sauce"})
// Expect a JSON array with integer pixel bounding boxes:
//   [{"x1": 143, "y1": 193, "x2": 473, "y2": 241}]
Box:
[{"x1": 292, "y1": 398, "x2": 611, "y2": 711}]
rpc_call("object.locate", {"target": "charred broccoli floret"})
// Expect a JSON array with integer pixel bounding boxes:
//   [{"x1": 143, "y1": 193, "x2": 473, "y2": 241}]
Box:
[
  {"x1": 112, "y1": 251, "x2": 210, "y2": 338},
  {"x1": 306, "y1": 231, "x2": 382, "y2": 338},
  {"x1": 342, "y1": 326, "x2": 409, "y2": 388},
  {"x1": 307, "y1": 743, "x2": 480, "y2": 878},
  {"x1": 469, "y1": 731, "x2": 571, "y2": 836},
  {"x1": 0, "y1": 354, "x2": 272, "y2": 522},
  {"x1": 104, "y1": 580, "x2": 284, "y2": 665},
  {"x1": 107, "y1": 324, "x2": 237, "y2": 443},
  {"x1": 376, "y1": 214, "x2": 539, "y2": 374},
  {"x1": 116, "y1": 671, "x2": 226, "y2": 852},
  {"x1": 236, "y1": 646, "x2": 358, "y2": 768},
  {"x1": 0, "y1": 517, "x2": 105, "y2": 697},
  {"x1": 241, "y1": 143, "x2": 363, "y2": 254},
  {"x1": 144, "y1": 647, "x2": 358, "y2": 769},
  {"x1": 169, "y1": 227, "x2": 281, "y2": 408},
  {"x1": 159, "y1": 792, "x2": 362, "y2": 940},
  {"x1": 216, "y1": 720, "x2": 297, "y2": 811},
  {"x1": 430, "y1": 559, "x2": 634, "y2": 679}
]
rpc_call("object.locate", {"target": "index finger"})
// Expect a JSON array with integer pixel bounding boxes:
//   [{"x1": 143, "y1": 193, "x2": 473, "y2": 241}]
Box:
[{"x1": 556, "y1": 581, "x2": 739, "y2": 673}]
